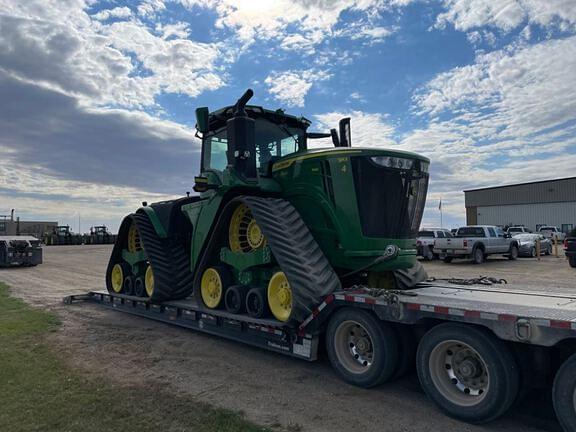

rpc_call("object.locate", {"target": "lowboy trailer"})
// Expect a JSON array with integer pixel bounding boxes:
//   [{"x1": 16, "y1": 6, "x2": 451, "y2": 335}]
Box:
[{"x1": 65, "y1": 280, "x2": 576, "y2": 431}]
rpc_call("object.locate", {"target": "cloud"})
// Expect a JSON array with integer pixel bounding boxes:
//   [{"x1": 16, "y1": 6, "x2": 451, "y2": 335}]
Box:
[
  {"x1": 436, "y1": 0, "x2": 576, "y2": 33},
  {"x1": 265, "y1": 69, "x2": 331, "y2": 107},
  {"x1": 313, "y1": 111, "x2": 396, "y2": 147},
  {"x1": 0, "y1": 72, "x2": 201, "y2": 194},
  {"x1": 0, "y1": 0, "x2": 224, "y2": 108},
  {"x1": 92, "y1": 7, "x2": 132, "y2": 21}
]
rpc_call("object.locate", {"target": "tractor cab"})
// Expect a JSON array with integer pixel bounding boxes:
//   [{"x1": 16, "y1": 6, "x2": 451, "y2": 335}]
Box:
[{"x1": 194, "y1": 90, "x2": 351, "y2": 191}]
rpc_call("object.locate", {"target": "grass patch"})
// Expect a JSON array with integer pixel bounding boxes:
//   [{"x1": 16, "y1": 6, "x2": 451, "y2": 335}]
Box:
[{"x1": 0, "y1": 283, "x2": 268, "y2": 432}]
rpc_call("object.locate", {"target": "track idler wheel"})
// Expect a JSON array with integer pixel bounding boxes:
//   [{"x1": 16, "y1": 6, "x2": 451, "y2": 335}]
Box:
[
  {"x1": 134, "y1": 276, "x2": 146, "y2": 297},
  {"x1": 225, "y1": 285, "x2": 249, "y2": 314},
  {"x1": 110, "y1": 263, "x2": 129, "y2": 294},
  {"x1": 200, "y1": 266, "x2": 232, "y2": 309},
  {"x1": 123, "y1": 275, "x2": 135, "y2": 296},
  {"x1": 267, "y1": 271, "x2": 292, "y2": 322},
  {"x1": 246, "y1": 287, "x2": 270, "y2": 318}
]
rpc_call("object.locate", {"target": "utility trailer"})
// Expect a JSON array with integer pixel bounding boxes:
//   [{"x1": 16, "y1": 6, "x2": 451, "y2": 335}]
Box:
[{"x1": 65, "y1": 281, "x2": 576, "y2": 431}]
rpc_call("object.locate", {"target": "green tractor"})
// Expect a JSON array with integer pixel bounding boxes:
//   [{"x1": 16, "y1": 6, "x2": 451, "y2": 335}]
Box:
[{"x1": 106, "y1": 89, "x2": 429, "y2": 325}]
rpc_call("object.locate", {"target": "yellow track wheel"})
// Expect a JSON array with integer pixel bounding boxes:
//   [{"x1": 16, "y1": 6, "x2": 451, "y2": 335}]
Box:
[
  {"x1": 127, "y1": 223, "x2": 142, "y2": 253},
  {"x1": 111, "y1": 264, "x2": 124, "y2": 293},
  {"x1": 267, "y1": 271, "x2": 292, "y2": 322},
  {"x1": 145, "y1": 265, "x2": 154, "y2": 297},
  {"x1": 201, "y1": 267, "x2": 224, "y2": 309},
  {"x1": 229, "y1": 203, "x2": 266, "y2": 253}
]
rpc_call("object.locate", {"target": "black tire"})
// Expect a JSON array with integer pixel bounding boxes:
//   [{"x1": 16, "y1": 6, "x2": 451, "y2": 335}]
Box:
[
  {"x1": 225, "y1": 285, "x2": 249, "y2": 314},
  {"x1": 472, "y1": 247, "x2": 484, "y2": 264},
  {"x1": 416, "y1": 323, "x2": 519, "y2": 424},
  {"x1": 569, "y1": 256, "x2": 576, "y2": 268},
  {"x1": 508, "y1": 245, "x2": 518, "y2": 260},
  {"x1": 246, "y1": 287, "x2": 270, "y2": 318},
  {"x1": 326, "y1": 308, "x2": 399, "y2": 388},
  {"x1": 134, "y1": 276, "x2": 146, "y2": 297},
  {"x1": 123, "y1": 276, "x2": 135, "y2": 296},
  {"x1": 553, "y1": 353, "x2": 576, "y2": 432},
  {"x1": 443, "y1": 256, "x2": 453, "y2": 264}
]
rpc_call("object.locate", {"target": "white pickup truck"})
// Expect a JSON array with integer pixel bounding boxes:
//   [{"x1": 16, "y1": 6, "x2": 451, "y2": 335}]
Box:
[{"x1": 434, "y1": 225, "x2": 520, "y2": 264}]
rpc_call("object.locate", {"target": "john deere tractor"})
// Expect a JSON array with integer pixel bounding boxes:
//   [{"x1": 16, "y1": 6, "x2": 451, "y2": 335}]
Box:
[{"x1": 106, "y1": 90, "x2": 429, "y2": 325}]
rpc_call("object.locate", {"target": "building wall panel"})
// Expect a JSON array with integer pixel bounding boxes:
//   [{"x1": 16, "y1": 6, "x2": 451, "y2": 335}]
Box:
[{"x1": 475, "y1": 202, "x2": 576, "y2": 232}]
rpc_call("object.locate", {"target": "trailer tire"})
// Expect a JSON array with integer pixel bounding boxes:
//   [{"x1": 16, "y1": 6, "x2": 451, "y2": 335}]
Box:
[
  {"x1": 553, "y1": 353, "x2": 576, "y2": 432},
  {"x1": 416, "y1": 323, "x2": 519, "y2": 424},
  {"x1": 326, "y1": 308, "x2": 399, "y2": 388}
]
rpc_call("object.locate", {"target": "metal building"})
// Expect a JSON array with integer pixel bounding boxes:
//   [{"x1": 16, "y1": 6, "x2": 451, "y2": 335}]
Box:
[
  {"x1": 464, "y1": 177, "x2": 576, "y2": 233},
  {"x1": 0, "y1": 211, "x2": 58, "y2": 240}
]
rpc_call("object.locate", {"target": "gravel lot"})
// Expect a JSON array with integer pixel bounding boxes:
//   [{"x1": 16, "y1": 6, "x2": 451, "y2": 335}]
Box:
[{"x1": 0, "y1": 245, "x2": 572, "y2": 432}]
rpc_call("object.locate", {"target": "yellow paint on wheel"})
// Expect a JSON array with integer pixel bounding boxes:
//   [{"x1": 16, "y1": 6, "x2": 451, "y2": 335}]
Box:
[
  {"x1": 145, "y1": 265, "x2": 154, "y2": 297},
  {"x1": 267, "y1": 271, "x2": 292, "y2": 322},
  {"x1": 111, "y1": 264, "x2": 124, "y2": 293},
  {"x1": 201, "y1": 267, "x2": 223, "y2": 309},
  {"x1": 127, "y1": 223, "x2": 141, "y2": 253},
  {"x1": 229, "y1": 203, "x2": 266, "y2": 253}
]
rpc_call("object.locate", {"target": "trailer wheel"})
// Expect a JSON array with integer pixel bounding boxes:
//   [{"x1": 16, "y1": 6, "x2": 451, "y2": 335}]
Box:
[
  {"x1": 553, "y1": 353, "x2": 576, "y2": 432},
  {"x1": 326, "y1": 308, "x2": 399, "y2": 388},
  {"x1": 416, "y1": 323, "x2": 519, "y2": 424}
]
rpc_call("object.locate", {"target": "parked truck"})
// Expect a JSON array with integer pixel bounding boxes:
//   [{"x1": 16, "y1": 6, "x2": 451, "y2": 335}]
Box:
[
  {"x1": 416, "y1": 228, "x2": 452, "y2": 260},
  {"x1": 434, "y1": 225, "x2": 519, "y2": 264},
  {"x1": 66, "y1": 91, "x2": 576, "y2": 431}
]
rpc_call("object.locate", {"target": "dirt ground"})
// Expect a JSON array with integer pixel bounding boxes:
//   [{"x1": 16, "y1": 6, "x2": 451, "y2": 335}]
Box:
[{"x1": 1, "y1": 245, "x2": 573, "y2": 432}]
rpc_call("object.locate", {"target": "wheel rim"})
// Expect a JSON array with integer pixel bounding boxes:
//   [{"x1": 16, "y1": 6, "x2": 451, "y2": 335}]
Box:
[
  {"x1": 475, "y1": 249, "x2": 483, "y2": 262},
  {"x1": 127, "y1": 223, "x2": 142, "y2": 253},
  {"x1": 429, "y1": 340, "x2": 490, "y2": 406},
  {"x1": 267, "y1": 272, "x2": 292, "y2": 322},
  {"x1": 334, "y1": 320, "x2": 374, "y2": 374},
  {"x1": 229, "y1": 204, "x2": 266, "y2": 253},
  {"x1": 111, "y1": 264, "x2": 124, "y2": 293},
  {"x1": 201, "y1": 267, "x2": 223, "y2": 309},
  {"x1": 145, "y1": 265, "x2": 154, "y2": 297}
]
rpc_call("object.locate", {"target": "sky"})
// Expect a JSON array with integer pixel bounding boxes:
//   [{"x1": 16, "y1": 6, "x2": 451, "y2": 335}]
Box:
[{"x1": 1, "y1": 0, "x2": 575, "y2": 233}]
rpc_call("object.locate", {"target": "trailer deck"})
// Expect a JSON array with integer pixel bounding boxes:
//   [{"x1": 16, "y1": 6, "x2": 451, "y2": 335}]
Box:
[{"x1": 65, "y1": 281, "x2": 576, "y2": 360}]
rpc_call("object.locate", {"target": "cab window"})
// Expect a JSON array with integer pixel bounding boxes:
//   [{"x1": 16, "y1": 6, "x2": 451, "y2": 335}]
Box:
[{"x1": 203, "y1": 130, "x2": 228, "y2": 172}]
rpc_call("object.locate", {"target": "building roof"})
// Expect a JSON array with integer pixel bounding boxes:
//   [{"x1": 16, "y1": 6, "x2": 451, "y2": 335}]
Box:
[{"x1": 464, "y1": 177, "x2": 576, "y2": 207}]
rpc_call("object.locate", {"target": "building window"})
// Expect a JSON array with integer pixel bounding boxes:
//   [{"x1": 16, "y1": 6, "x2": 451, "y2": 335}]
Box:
[{"x1": 561, "y1": 224, "x2": 573, "y2": 233}]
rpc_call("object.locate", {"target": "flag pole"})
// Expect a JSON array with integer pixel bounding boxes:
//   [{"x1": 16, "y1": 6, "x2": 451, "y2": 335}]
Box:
[{"x1": 439, "y1": 198, "x2": 443, "y2": 229}]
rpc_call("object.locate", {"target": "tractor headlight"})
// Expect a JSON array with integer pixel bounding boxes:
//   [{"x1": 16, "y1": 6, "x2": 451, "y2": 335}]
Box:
[{"x1": 370, "y1": 156, "x2": 427, "y2": 172}]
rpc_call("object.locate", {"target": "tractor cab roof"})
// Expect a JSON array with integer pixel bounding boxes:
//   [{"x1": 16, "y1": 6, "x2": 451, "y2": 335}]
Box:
[{"x1": 205, "y1": 105, "x2": 311, "y2": 133}]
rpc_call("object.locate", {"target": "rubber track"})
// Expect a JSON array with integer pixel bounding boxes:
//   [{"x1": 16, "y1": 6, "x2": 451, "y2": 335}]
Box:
[
  {"x1": 243, "y1": 197, "x2": 341, "y2": 324},
  {"x1": 106, "y1": 212, "x2": 193, "y2": 301},
  {"x1": 131, "y1": 212, "x2": 194, "y2": 302}
]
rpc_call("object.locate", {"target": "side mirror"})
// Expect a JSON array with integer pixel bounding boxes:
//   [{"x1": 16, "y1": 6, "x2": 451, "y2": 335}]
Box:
[
  {"x1": 195, "y1": 107, "x2": 209, "y2": 133},
  {"x1": 339, "y1": 117, "x2": 351, "y2": 147}
]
